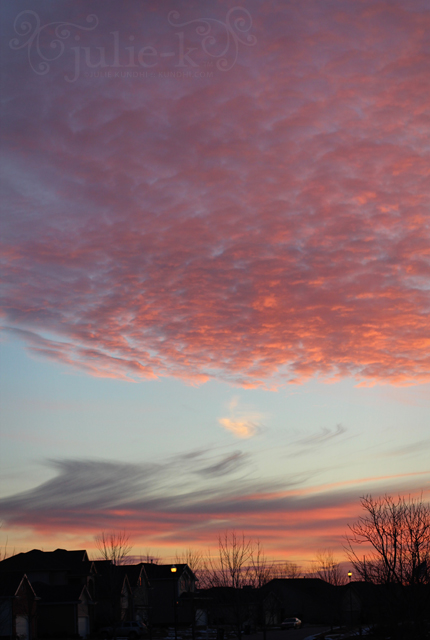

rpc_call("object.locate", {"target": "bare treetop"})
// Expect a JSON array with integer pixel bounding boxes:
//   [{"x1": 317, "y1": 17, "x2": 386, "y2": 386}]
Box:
[
  {"x1": 310, "y1": 549, "x2": 347, "y2": 586},
  {"x1": 201, "y1": 531, "x2": 277, "y2": 589},
  {"x1": 94, "y1": 531, "x2": 133, "y2": 565},
  {"x1": 175, "y1": 548, "x2": 203, "y2": 578},
  {"x1": 345, "y1": 494, "x2": 430, "y2": 585}
]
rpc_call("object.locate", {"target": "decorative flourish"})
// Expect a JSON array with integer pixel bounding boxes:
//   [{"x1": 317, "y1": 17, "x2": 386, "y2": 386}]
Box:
[
  {"x1": 168, "y1": 7, "x2": 256, "y2": 71},
  {"x1": 9, "y1": 10, "x2": 98, "y2": 77}
]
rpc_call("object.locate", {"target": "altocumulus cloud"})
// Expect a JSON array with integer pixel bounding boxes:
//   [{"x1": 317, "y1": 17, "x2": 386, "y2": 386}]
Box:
[
  {"x1": 1, "y1": 0, "x2": 430, "y2": 387},
  {"x1": 219, "y1": 418, "x2": 260, "y2": 439},
  {"x1": 218, "y1": 397, "x2": 265, "y2": 438}
]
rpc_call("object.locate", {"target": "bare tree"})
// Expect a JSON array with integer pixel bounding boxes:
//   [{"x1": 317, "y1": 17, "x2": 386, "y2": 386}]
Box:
[
  {"x1": 175, "y1": 548, "x2": 203, "y2": 580},
  {"x1": 203, "y1": 531, "x2": 254, "y2": 589},
  {"x1": 272, "y1": 560, "x2": 302, "y2": 579},
  {"x1": 0, "y1": 524, "x2": 14, "y2": 562},
  {"x1": 201, "y1": 532, "x2": 259, "y2": 639},
  {"x1": 93, "y1": 532, "x2": 133, "y2": 638},
  {"x1": 202, "y1": 532, "x2": 276, "y2": 589},
  {"x1": 95, "y1": 531, "x2": 133, "y2": 565},
  {"x1": 310, "y1": 549, "x2": 347, "y2": 586},
  {"x1": 345, "y1": 494, "x2": 430, "y2": 633},
  {"x1": 0, "y1": 539, "x2": 11, "y2": 562},
  {"x1": 249, "y1": 540, "x2": 275, "y2": 588},
  {"x1": 345, "y1": 494, "x2": 430, "y2": 585},
  {"x1": 140, "y1": 549, "x2": 160, "y2": 564}
]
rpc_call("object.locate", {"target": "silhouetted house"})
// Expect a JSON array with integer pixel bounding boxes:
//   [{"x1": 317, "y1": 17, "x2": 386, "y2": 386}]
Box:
[
  {"x1": 259, "y1": 588, "x2": 283, "y2": 627},
  {"x1": 340, "y1": 581, "x2": 380, "y2": 627},
  {"x1": 114, "y1": 565, "x2": 150, "y2": 623},
  {"x1": 200, "y1": 586, "x2": 260, "y2": 636},
  {"x1": 142, "y1": 563, "x2": 196, "y2": 627},
  {"x1": 93, "y1": 561, "x2": 132, "y2": 629},
  {"x1": 0, "y1": 573, "x2": 37, "y2": 640},
  {"x1": 0, "y1": 549, "x2": 96, "y2": 597},
  {"x1": 0, "y1": 550, "x2": 98, "y2": 638},
  {"x1": 262, "y1": 578, "x2": 337, "y2": 625},
  {"x1": 179, "y1": 590, "x2": 212, "y2": 630},
  {"x1": 32, "y1": 582, "x2": 92, "y2": 639},
  {"x1": 341, "y1": 581, "x2": 430, "y2": 630}
]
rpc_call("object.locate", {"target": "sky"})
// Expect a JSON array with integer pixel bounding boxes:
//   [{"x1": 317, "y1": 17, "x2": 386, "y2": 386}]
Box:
[{"x1": 0, "y1": 0, "x2": 429, "y2": 571}]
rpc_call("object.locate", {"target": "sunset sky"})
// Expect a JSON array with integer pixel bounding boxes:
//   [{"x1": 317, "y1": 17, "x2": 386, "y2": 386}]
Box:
[{"x1": 1, "y1": 0, "x2": 429, "y2": 570}]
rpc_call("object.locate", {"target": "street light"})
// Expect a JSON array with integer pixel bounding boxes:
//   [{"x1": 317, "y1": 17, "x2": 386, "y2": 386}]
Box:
[
  {"x1": 347, "y1": 571, "x2": 352, "y2": 629},
  {"x1": 171, "y1": 566, "x2": 178, "y2": 640}
]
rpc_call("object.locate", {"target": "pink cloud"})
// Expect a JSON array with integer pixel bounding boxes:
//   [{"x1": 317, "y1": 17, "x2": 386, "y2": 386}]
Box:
[{"x1": 1, "y1": 0, "x2": 429, "y2": 386}]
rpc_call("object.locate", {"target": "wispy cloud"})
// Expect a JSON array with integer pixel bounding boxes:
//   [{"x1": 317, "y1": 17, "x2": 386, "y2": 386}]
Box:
[
  {"x1": 195, "y1": 451, "x2": 248, "y2": 476},
  {"x1": 0, "y1": 452, "x2": 428, "y2": 555},
  {"x1": 295, "y1": 424, "x2": 347, "y2": 447},
  {"x1": 385, "y1": 439, "x2": 430, "y2": 457}
]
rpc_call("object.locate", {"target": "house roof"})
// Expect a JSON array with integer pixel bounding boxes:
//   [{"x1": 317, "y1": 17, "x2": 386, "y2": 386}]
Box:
[
  {"x1": 92, "y1": 560, "x2": 112, "y2": 573},
  {"x1": 264, "y1": 578, "x2": 335, "y2": 598},
  {"x1": 92, "y1": 562, "x2": 131, "y2": 597},
  {"x1": 114, "y1": 564, "x2": 148, "y2": 587},
  {"x1": 142, "y1": 563, "x2": 194, "y2": 581},
  {"x1": 0, "y1": 572, "x2": 35, "y2": 598},
  {"x1": 0, "y1": 549, "x2": 89, "y2": 574},
  {"x1": 340, "y1": 580, "x2": 387, "y2": 607},
  {"x1": 32, "y1": 581, "x2": 92, "y2": 604}
]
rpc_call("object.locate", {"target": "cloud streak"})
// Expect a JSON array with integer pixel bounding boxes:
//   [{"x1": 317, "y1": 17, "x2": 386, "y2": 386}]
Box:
[
  {"x1": 295, "y1": 424, "x2": 347, "y2": 447},
  {"x1": 0, "y1": 452, "x2": 428, "y2": 556},
  {"x1": 1, "y1": 0, "x2": 430, "y2": 387}
]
